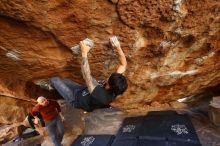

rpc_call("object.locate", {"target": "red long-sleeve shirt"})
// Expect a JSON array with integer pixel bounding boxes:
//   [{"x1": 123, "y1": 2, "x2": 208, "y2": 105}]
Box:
[{"x1": 31, "y1": 100, "x2": 61, "y2": 121}]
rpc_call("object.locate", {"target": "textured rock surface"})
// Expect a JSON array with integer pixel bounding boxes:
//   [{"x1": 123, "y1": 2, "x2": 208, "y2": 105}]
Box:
[
  {"x1": 0, "y1": 0, "x2": 219, "y2": 116},
  {"x1": 0, "y1": 96, "x2": 34, "y2": 125}
]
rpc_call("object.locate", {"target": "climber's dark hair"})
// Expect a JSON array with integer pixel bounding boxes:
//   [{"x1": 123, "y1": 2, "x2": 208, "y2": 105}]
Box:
[{"x1": 108, "y1": 73, "x2": 128, "y2": 96}]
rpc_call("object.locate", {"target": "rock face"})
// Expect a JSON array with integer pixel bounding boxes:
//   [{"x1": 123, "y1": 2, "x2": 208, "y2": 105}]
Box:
[{"x1": 0, "y1": 0, "x2": 219, "y2": 116}]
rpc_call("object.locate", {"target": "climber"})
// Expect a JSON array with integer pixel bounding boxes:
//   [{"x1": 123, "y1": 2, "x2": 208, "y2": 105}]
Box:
[
  {"x1": 43, "y1": 36, "x2": 128, "y2": 112},
  {"x1": 31, "y1": 96, "x2": 64, "y2": 146}
]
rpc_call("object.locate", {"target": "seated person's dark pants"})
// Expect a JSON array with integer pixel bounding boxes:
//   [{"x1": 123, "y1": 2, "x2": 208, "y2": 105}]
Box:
[{"x1": 50, "y1": 77, "x2": 86, "y2": 107}]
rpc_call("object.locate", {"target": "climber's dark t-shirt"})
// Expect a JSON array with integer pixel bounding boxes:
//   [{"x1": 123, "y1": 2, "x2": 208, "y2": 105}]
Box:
[{"x1": 75, "y1": 85, "x2": 116, "y2": 112}]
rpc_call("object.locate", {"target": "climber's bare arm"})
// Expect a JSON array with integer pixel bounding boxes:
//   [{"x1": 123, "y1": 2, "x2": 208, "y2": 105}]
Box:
[
  {"x1": 115, "y1": 46, "x2": 127, "y2": 74},
  {"x1": 80, "y1": 41, "x2": 98, "y2": 93},
  {"x1": 110, "y1": 36, "x2": 127, "y2": 74}
]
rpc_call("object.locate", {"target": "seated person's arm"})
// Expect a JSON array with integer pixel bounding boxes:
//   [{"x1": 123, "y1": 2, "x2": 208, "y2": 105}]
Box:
[
  {"x1": 54, "y1": 101, "x2": 64, "y2": 121},
  {"x1": 80, "y1": 41, "x2": 99, "y2": 93},
  {"x1": 31, "y1": 106, "x2": 45, "y2": 127},
  {"x1": 54, "y1": 101, "x2": 61, "y2": 113},
  {"x1": 110, "y1": 36, "x2": 127, "y2": 74},
  {"x1": 31, "y1": 106, "x2": 39, "y2": 117}
]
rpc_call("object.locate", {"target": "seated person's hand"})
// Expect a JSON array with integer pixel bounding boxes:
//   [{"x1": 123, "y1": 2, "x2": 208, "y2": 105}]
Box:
[
  {"x1": 59, "y1": 113, "x2": 65, "y2": 122},
  {"x1": 61, "y1": 115, "x2": 65, "y2": 122},
  {"x1": 33, "y1": 118, "x2": 39, "y2": 125}
]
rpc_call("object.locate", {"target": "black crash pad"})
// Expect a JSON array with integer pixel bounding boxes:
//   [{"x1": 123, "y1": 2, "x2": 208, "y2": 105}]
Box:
[
  {"x1": 137, "y1": 139, "x2": 168, "y2": 146},
  {"x1": 71, "y1": 110, "x2": 201, "y2": 146},
  {"x1": 71, "y1": 135, "x2": 114, "y2": 146},
  {"x1": 137, "y1": 139, "x2": 202, "y2": 146},
  {"x1": 114, "y1": 116, "x2": 144, "y2": 139},
  {"x1": 139, "y1": 110, "x2": 201, "y2": 145},
  {"x1": 111, "y1": 138, "x2": 137, "y2": 146}
]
